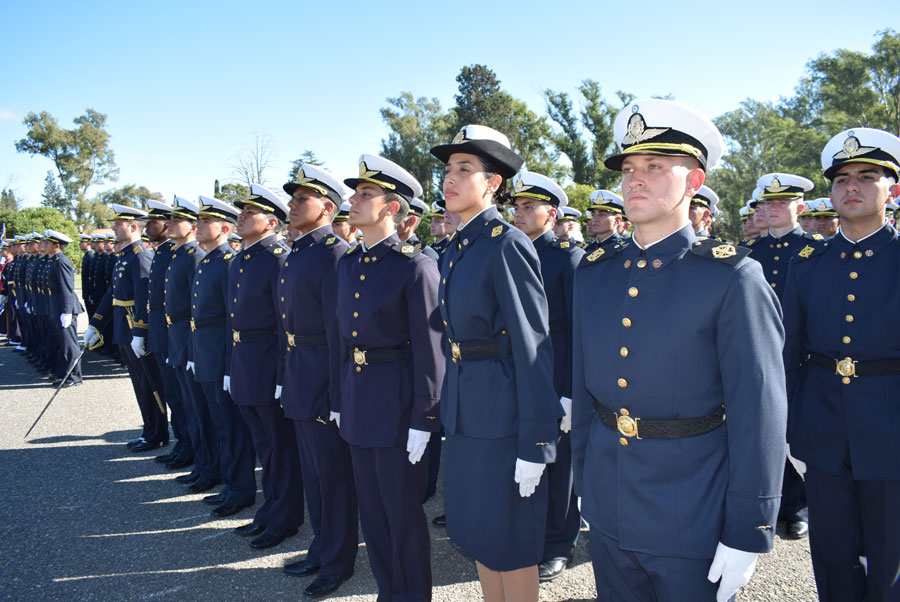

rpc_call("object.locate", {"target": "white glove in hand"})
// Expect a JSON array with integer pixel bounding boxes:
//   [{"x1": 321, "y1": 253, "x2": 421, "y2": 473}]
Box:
[
  {"x1": 60, "y1": 313, "x2": 72, "y2": 329},
  {"x1": 786, "y1": 443, "x2": 807, "y2": 481},
  {"x1": 514, "y1": 458, "x2": 546, "y2": 497},
  {"x1": 84, "y1": 325, "x2": 101, "y2": 348},
  {"x1": 25, "y1": 302, "x2": 32, "y2": 314},
  {"x1": 130, "y1": 336, "x2": 146, "y2": 358},
  {"x1": 559, "y1": 396, "x2": 572, "y2": 433},
  {"x1": 329, "y1": 411, "x2": 341, "y2": 428},
  {"x1": 406, "y1": 429, "x2": 431, "y2": 464},
  {"x1": 223, "y1": 375, "x2": 231, "y2": 393},
  {"x1": 186, "y1": 361, "x2": 195, "y2": 373},
  {"x1": 707, "y1": 542, "x2": 759, "y2": 602},
  {"x1": 274, "y1": 384, "x2": 282, "y2": 400}
]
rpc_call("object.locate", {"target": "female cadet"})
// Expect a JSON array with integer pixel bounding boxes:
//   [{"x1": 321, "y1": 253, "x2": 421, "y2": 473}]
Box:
[{"x1": 430, "y1": 125, "x2": 562, "y2": 602}]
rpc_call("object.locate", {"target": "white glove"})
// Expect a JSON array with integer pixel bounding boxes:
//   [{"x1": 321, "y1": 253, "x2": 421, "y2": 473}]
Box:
[
  {"x1": 25, "y1": 302, "x2": 32, "y2": 314},
  {"x1": 559, "y1": 396, "x2": 572, "y2": 433},
  {"x1": 0, "y1": 294, "x2": 7, "y2": 303},
  {"x1": 275, "y1": 384, "x2": 282, "y2": 400},
  {"x1": 60, "y1": 313, "x2": 72, "y2": 328},
  {"x1": 84, "y1": 325, "x2": 101, "y2": 348},
  {"x1": 130, "y1": 336, "x2": 146, "y2": 357},
  {"x1": 786, "y1": 443, "x2": 806, "y2": 481},
  {"x1": 223, "y1": 375, "x2": 231, "y2": 393},
  {"x1": 514, "y1": 458, "x2": 546, "y2": 497},
  {"x1": 329, "y1": 411, "x2": 341, "y2": 428},
  {"x1": 406, "y1": 428, "x2": 431, "y2": 464},
  {"x1": 186, "y1": 361, "x2": 195, "y2": 373},
  {"x1": 707, "y1": 542, "x2": 759, "y2": 602}
]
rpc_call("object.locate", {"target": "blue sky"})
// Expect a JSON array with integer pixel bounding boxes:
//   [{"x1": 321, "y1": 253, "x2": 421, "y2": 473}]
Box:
[{"x1": 1, "y1": 0, "x2": 895, "y2": 209}]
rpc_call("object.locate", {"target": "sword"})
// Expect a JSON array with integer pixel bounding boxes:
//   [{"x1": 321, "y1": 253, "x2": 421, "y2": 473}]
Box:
[{"x1": 24, "y1": 344, "x2": 87, "y2": 439}]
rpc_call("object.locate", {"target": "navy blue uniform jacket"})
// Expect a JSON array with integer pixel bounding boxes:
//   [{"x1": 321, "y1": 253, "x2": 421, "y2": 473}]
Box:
[
  {"x1": 134, "y1": 239, "x2": 176, "y2": 353},
  {"x1": 190, "y1": 242, "x2": 233, "y2": 383},
  {"x1": 164, "y1": 241, "x2": 205, "y2": 368},
  {"x1": 91, "y1": 242, "x2": 152, "y2": 345}
]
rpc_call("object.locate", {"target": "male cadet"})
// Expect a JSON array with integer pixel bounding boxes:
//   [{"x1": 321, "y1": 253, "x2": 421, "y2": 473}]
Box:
[
  {"x1": 809, "y1": 197, "x2": 840, "y2": 238},
  {"x1": 427, "y1": 202, "x2": 450, "y2": 254},
  {"x1": 228, "y1": 233, "x2": 243, "y2": 252},
  {"x1": 585, "y1": 190, "x2": 626, "y2": 253},
  {"x1": 398, "y1": 197, "x2": 440, "y2": 263},
  {"x1": 84, "y1": 206, "x2": 169, "y2": 451},
  {"x1": 79, "y1": 234, "x2": 95, "y2": 317},
  {"x1": 337, "y1": 154, "x2": 444, "y2": 601},
  {"x1": 156, "y1": 197, "x2": 221, "y2": 491},
  {"x1": 553, "y1": 206, "x2": 584, "y2": 243},
  {"x1": 90, "y1": 233, "x2": 114, "y2": 355},
  {"x1": 797, "y1": 201, "x2": 818, "y2": 234},
  {"x1": 42, "y1": 230, "x2": 83, "y2": 387},
  {"x1": 277, "y1": 165, "x2": 358, "y2": 597},
  {"x1": 511, "y1": 171, "x2": 585, "y2": 582},
  {"x1": 690, "y1": 185, "x2": 719, "y2": 238},
  {"x1": 782, "y1": 128, "x2": 900, "y2": 602},
  {"x1": 331, "y1": 202, "x2": 358, "y2": 247},
  {"x1": 739, "y1": 203, "x2": 760, "y2": 244},
  {"x1": 749, "y1": 187, "x2": 769, "y2": 240},
  {"x1": 133, "y1": 200, "x2": 192, "y2": 469},
  {"x1": 192, "y1": 196, "x2": 256, "y2": 516},
  {"x1": 571, "y1": 99, "x2": 787, "y2": 601},
  {"x1": 227, "y1": 184, "x2": 304, "y2": 550},
  {"x1": 1, "y1": 240, "x2": 19, "y2": 345}
]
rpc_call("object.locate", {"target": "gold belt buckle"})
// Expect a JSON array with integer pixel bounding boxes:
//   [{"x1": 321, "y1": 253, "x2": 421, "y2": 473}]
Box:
[
  {"x1": 450, "y1": 340, "x2": 461, "y2": 362},
  {"x1": 835, "y1": 357, "x2": 857, "y2": 378},
  {"x1": 616, "y1": 408, "x2": 641, "y2": 439},
  {"x1": 233, "y1": 330, "x2": 241, "y2": 343},
  {"x1": 190, "y1": 319, "x2": 196, "y2": 332},
  {"x1": 286, "y1": 332, "x2": 296, "y2": 347},
  {"x1": 165, "y1": 315, "x2": 172, "y2": 325},
  {"x1": 353, "y1": 347, "x2": 367, "y2": 366}
]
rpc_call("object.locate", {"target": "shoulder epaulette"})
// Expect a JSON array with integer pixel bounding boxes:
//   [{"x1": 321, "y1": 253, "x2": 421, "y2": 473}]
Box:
[
  {"x1": 804, "y1": 232, "x2": 825, "y2": 241},
  {"x1": 323, "y1": 236, "x2": 339, "y2": 247},
  {"x1": 267, "y1": 241, "x2": 288, "y2": 256},
  {"x1": 550, "y1": 238, "x2": 577, "y2": 252},
  {"x1": 392, "y1": 242, "x2": 423, "y2": 258},
  {"x1": 484, "y1": 218, "x2": 508, "y2": 242},
  {"x1": 578, "y1": 242, "x2": 627, "y2": 268},
  {"x1": 223, "y1": 252, "x2": 233, "y2": 260},
  {"x1": 745, "y1": 236, "x2": 759, "y2": 247},
  {"x1": 188, "y1": 247, "x2": 195, "y2": 254},
  {"x1": 344, "y1": 244, "x2": 361, "y2": 256},
  {"x1": 133, "y1": 246, "x2": 142, "y2": 254},
  {"x1": 690, "y1": 239, "x2": 751, "y2": 265},
  {"x1": 412, "y1": 240, "x2": 423, "y2": 249},
  {"x1": 795, "y1": 241, "x2": 829, "y2": 261}
]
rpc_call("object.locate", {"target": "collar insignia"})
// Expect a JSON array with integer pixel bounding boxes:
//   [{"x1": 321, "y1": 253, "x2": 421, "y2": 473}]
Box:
[
  {"x1": 587, "y1": 248, "x2": 605, "y2": 262},
  {"x1": 798, "y1": 245, "x2": 815, "y2": 258},
  {"x1": 491, "y1": 225, "x2": 503, "y2": 237}
]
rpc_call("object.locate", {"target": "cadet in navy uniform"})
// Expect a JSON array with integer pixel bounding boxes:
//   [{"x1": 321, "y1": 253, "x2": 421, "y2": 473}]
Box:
[
  {"x1": 227, "y1": 184, "x2": 304, "y2": 550},
  {"x1": 277, "y1": 165, "x2": 358, "y2": 598},
  {"x1": 690, "y1": 185, "x2": 719, "y2": 238},
  {"x1": 585, "y1": 190, "x2": 626, "y2": 253},
  {"x1": 159, "y1": 197, "x2": 220, "y2": 491},
  {"x1": 330, "y1": 201, "x2": 358, "y2": 247},
  {"x1": 510, "y1": 171, "x2": 585, "y2": 583},
  {"x1": 79, "y1": 234, "x2": 95, "y2": 318},
  {"x1": 398, "y1": 197, "x2": 440, "y2": 263},
  {"x1": 571, "y1": 99, "x2": 787, "y2": 602},
  {"x1": 336, "y1": 154, "x2": 444, "y2": 601},
  {"x1": 552, "y1": 206, "x2": 583, "y2": 242},
  {"x1": 42, "y1": 230, "x2": 83, "y2": 387},
  {"x1": 85, "y1": 205, "x2": 168, "y2": 451},
  {"x1": 748, "y1": 171, "x2": 824, "y2": 540},
  {"x1": 782, "y1": 128, "x2": 900, "y2": 602},
  {"x1": 192, "y1": 196, "x2": 256, "y2": 516},
  {"x1": 133, "y1": 200, "x2": 192, "y2": 468},
  {"x1": 430, "y1": 126, "x2": 561, "y2": 602}
]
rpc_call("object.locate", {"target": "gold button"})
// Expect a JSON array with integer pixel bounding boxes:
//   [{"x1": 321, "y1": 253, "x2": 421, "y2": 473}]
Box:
[
  {"x1": 240, "y1": 268, "x2": 244, "y2": 273},
  {"x1": 443, "y1": 320, "x2": 448, "y2": 326},
  {"x1": 165, "y1": 278, "x2": 168, "y2": 282},
  {"x1": 628, "y1": 287, "x2": 638, "y2": 297},
  {"x1": 280, "y1": 278, "x2": 284, "y2": 284},
  {"x1": 356, "y1": 366, "x2": 361, "y2": 373},
  {"x1": 850, "y1": 272, "x2": 858, "y2": 279},
  {"x1": 619, "y1": 437, "x2": 628, "y2": 446},
  {"x1": 441, "y1": 299, "x2": 445, "y2": 305},
  {"x1": 772, "y1": 270, "x2": 778, "y2": 275},
  {"x1": 847, "y1": 294, "x2": 855, "y2": 302},
  {"x1": 195, "y1": 281, "x2": 199, "y2": 285},
  {"x1": 771, "y1": 283, "x2": 777, "y2": 288},
  {"x1": 617, "y1": 378, "x2": 628, "y2": 388},
  {"x1": 442, "y1": 278, "x2": 446, "y2": 285},
  {"x1": 353, "y1": 312, "x2": 359, "y2": 318},
  {"x1": 637, "y1": 259, "x2": 647, "y2": 268},
  {"x1": 449, "y1": 261, "x2": 453, "y2": 268},
  {"x1": 284, "y1": 262, "x2": 289, "y2": 267},
  {"x1": 193, "y1": 293, "x2": 197, "y2": 297},
  {"x1": 774, "y1": 256, "x2": 780, "y2": 261},
  {"x1": 352, "y1": 330, "x2": 358, "y2": 337},
  {"x1": 233, "y1": 298, "x2": 237, "y2": 303},
  {"x1": 354, "y1": 292, "x2": 360, "y2": 299},
  {"x1": 282, "y1": 313, "x2": 286, "y2": 319},
  {"x1": 620, "y1": 347, "x2": 628, "y2": 357},
  {"x1": 853, "y1": 250, "x2": 862, "y2": 259},
  {"x1": 842, "y1": 377, "x2": 850, "y2": 385},
  {"x1": 843, "y1": 336, "x2": 851, "y2": 344},
  {"x1": 776, "y1": 244, "x2": 782, "y2": 249},
  {"x1": 237, "y1": 283, "x2": 241, "y2": 288},
  {"x1": 845, "y1": 315, "x2": 854, "y2": 322},
  {"x1": 198, "y1": 269, "x2": 202, "y2": 274},
  {"x1": 360, "y1": 274, "x2": 366, "y2": 281},
  {"x1": 364, "y1": 257, "x2": 370, "y2": 263},
  {"x1": 622, "y1": 317, "x2": 632, "y2": 327}
]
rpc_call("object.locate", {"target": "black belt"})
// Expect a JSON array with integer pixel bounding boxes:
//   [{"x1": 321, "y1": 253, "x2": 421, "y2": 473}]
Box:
[
  {"x1": 191, "y1": 315, "x2": 226, "y2": 331},
  {"x1": 447, "y1": 337, "x2": 512, "y2": 362},
  {"x1": 166, "y1": 310, "x2": 191, "y2": 325},
  {"x1": 232, "y1": 329, "x2": 275, "y2": 343},
  {"x1": 352, "y1": 344, "x2": 410, "y2": 366},
  {"x1": 286, "y1": 331, "x2": 327, "y2": 347},
  {"x1": 593, "y1": 396, "x2": 725, "y2": 440},
  {"x1": 809, "y1": 352, "x2": 900, "y2": 378}
]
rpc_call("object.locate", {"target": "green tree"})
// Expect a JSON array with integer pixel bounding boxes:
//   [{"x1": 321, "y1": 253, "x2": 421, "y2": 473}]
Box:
[
  {"x1": 1, "y1": 187, "x2": 20, "y2": 211},
  {"x1": 0, "y1": 207, "x2": 83, "y2": 266},
  {"x1": 41, "y1": 171, "x2": 67, "y2": 213},
  {"x1": 218, "y1": 183, "x2": 249, "y2": 205},
  {"x1": 287, "y1": 150, "x2": 325, "y2": 183},
  {"x1": 96, "y1": 184, "x2": 162, "y2": 211},
  {"x1": 15, "y1": 108, "x2": 118, "y2": 224}
]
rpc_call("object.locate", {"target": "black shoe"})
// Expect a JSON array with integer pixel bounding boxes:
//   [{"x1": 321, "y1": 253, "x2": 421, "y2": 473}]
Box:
[
  {"x1": 60, "y1": 380, "x2": 82, "y2": 388},
  {"x1": 132, "y1": 440, "x2": 167, "y2": 453},
  {"x1": 303, "y1": 572, "x2": 354, "y2": 598},
  {"x1": 234, "y1": 521, "x2": 266, "y2": 537},
  {"x1": 155, "y1": 452, "x2": 177, "y2": 464},
  {"x1": 175, "y1": 470, "x2": 200, "y2": 484},
  {"x1": 166, "y1": 456, "x2": 194, "y2": 470},
  {"x1": 211, "y1": 500, "x2": 254, "y2": 517},
  {"x1": 203, "y1": 493, "x2": 226, "y2": 505},
  {"x1": 283, "y1": 558, "x2": 320, "y2": 577},
  {"x1": 188, "y1": 478, "x2": 221, "y2": 493},
  {"x1": 538, "y1": 557, "x2": 570, "y2": 582},
  {"x1": 432, "y1": 514, "x2": 446, "y2": 527},
  {"x1": 126, "y1": 438, "x2": 146, "y2": 449},
  {"x1": 785, "y1": 520, "x2": 809, "y2": 540},
  {"x1": 250, "y1": 527, "x2": 298, "y2": 549}
]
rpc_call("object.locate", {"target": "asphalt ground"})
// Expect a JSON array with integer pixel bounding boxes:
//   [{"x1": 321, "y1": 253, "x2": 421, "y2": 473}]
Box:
[{"x1": 0, "y1": 321, "x2": 819, "y2": 601}]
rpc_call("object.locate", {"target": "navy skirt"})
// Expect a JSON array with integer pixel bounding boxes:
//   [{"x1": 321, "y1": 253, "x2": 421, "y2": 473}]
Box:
[{"x1": 444, "y1": 433, "x2": 549, "y2": 571}]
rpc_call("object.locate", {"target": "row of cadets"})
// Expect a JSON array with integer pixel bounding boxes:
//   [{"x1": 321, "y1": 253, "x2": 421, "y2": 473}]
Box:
[
  {"x1": 191, "y1": 196, "x2": 256, "y2": 516},
  {"x1": 84, "y1": 205, "x2": 169, "y2": 452},
  {"x1": 0, "y1": 239, "x2": 18, "y2": 344},
  {"x1": 783, "y1": 126, "x2": 900, "y2": 601},
  {"x1": 78, "y1": 234, "x2": 95, "y2": 317},
  {"x1": 89, "y1": 232, "x2": 117, "y2": 357},
  {"x1": 510, "y1": 170, "x2": 586, "y2": 582},
  {"x1": 799, "y1": 197, "x2": 839, "y2": 238},
  {"x1": 739, "y1": 202, "x2": 759, "y2": 243},
  {"x1": 400, "y1": 197, "x2": 440, "y2": 263},
  {"x1": 584, "y1": 189, "x2": 626, "y2": 253},
  {"x1": 689, "y1": 185, "x2": 720, "y2": 239},
  {"x1": 226, "y1": 184, "x2": 305, "y2": 550},
  {"x1": 571, "y1": 98, "x2": 788, "y2": 601},
  {"x1": 6, "y1": 235, "x2": 30, "y2": 350},
  {"x1": 337, "y1": 153, "x2": 444, "y2": 601},
  {"x1": 276, "y1": 165, "x2": 359, "y2": 597},
  {"x1": 41, "y1": 230, "x2": 84, "y2": 387},
  {"x1": 553, "y1": 206, "x2": 584, "y2": 244},
  {"x1": 330, "y1": 202, "x2": 358, "y2": 247}
]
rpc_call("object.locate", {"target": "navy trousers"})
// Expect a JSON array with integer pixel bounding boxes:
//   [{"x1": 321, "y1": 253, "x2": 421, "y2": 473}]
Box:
[
  {"x1": 55, "y1": 321, "x2": 82, "y2": 383},
  {"x1": 293, "y1": 419, "x2": 358, "y2": 577},
  {"x1": 543, "y1": 431, "x2": 581, "y2": 562},
  {"x1": 237, "y1": 403, "x2": 303, "y2": 532},
  {"x1": 200, "y1": 380, "x2": 256, "y2": 505},
  {"x1": 778, "y1": 459, "x2": 809, "y2": 523},
  {"x1": 350, "y1": 443, "x2": 431, "y2": 602},
  {"x1": 119, "y1": 343, "x2": 168, "y2": 444},
  {"x1": 174, "y1": 367, "x2": 219, "y2": 481},
  {"x1": 806, "y1": 459, "x2": 900, "y2": 602},
  {"x1": 152, "y1": 353, "x2": 191, "y2": 460}
]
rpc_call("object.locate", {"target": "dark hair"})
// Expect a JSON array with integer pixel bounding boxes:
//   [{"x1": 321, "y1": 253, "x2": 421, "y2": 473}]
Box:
[
  {"x1": 476, "y1": 156, "x2": 513, "y2": 209},
  {"x1": 385, "y1": 192, "x2": 409, "y2": 226}
]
